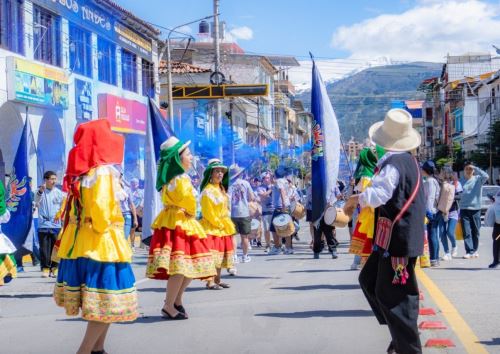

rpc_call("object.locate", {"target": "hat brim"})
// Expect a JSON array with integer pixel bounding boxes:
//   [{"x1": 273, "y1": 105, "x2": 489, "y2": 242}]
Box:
[
  {"x1": 368, "y1": 121, "x2": 421, "y2": 152},
  {"x1": 211, "y1": 164, "x2": 228, "y2": 171},
  {"x1": 230, "y1": 167, "x2": 245, "y2": 180},
  {"x1": 179, "y1": 140, "x2": 191, "y2": 154}
]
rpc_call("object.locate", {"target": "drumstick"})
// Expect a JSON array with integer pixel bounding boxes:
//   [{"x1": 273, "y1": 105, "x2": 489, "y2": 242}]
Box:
[{"x1": 495, "y1": 233, "x2": 500, "y2": 241}]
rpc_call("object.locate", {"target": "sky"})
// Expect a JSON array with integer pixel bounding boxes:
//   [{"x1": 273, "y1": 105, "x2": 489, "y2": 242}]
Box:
[{"x1": 119, "y1": 0, "x2": 500, "y2": 86}]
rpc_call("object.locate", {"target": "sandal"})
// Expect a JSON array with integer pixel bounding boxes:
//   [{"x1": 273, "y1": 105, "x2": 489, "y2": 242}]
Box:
[
  {"x1": 217, "y1": 282, "x2": 230, "y2": 288},
  {"x1": 174, "y1": 303, "x2": 187, "y2": 316},
  {"x1": 206, "y1": 283, "x2": 222, "y2": 290},
  {"x1": 161, "y1": 308, "x2": 187, "y2": 320}
]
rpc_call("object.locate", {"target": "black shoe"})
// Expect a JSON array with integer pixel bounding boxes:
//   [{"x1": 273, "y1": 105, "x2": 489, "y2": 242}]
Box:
[
  {"x1": 387, "y1": 342, "x2": 396, "y2": 354},
  {"x1": 313, "y1": 253, "x2": 320, "y2": 259},
  {"x1": 161, "y1": 308, "x2": 188, "y2": 320},
  {"x1": 488, "y1": 262, "x2": 499, "y2": 268}
]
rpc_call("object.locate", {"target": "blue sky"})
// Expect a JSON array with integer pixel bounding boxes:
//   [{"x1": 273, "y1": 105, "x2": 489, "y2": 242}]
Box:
[{"x1": 119, "y1": 0, "x2": 500, "y2": 86}]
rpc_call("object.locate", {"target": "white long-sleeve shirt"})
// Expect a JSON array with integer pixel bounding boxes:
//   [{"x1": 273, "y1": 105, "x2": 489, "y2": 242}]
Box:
[{"x1": 358, "y1": 151, "x2": 404, "y2": 209}]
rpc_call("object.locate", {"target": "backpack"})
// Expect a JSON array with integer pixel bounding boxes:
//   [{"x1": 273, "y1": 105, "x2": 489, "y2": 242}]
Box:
[{"x1": 437, "y1": 181, "x2": 455, "y2": 213}]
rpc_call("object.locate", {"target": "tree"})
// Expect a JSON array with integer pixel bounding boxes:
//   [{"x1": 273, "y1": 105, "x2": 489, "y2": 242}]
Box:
[{"x1": 470, "y1": 120, "x2": 500, "y2": 170}]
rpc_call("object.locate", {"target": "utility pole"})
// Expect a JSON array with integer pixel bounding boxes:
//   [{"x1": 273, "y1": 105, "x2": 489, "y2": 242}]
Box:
[{"x1": 213, "y1": 0, "x2": 223, "y2": 161}]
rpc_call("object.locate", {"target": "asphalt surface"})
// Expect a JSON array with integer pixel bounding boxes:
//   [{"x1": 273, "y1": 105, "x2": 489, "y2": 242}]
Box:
[{"x1": 0, "y1": 223, "x2": 498, "y2": 354}]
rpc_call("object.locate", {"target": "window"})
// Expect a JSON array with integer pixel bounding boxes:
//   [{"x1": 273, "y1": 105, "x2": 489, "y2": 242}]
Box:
[
  {"x1": 121, "y1": 49, "x2": 137, "y2": 92},
  {"x1": 0, "y1": 0, "x2": 24, "y2": 54},
  {"x1": 97, "y1": 37, "x2": 116, "y2": 85},
  {"x1": 69, "y1": 24, "x2": 92, "y2": 77},
  {"x1": 33, "y1": 5, "x2": 61, "y2": 67},
  {"x1": 142, "y1": 59, "x2": 155, "y2": 98}
]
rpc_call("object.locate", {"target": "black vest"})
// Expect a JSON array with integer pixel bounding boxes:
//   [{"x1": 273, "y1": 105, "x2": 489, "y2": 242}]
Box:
[{"x1": 374, "y1": 153, "x2": 425, "y2": 257}]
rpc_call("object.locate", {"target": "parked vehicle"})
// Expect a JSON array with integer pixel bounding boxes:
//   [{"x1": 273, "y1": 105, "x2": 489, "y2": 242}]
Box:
[{"x1": 481, "y1": 185, "x2": 500, "y2": 215}]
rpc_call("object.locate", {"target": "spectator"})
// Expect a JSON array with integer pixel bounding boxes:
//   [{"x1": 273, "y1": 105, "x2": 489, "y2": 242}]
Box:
[
  {"x1": 257, "y1": 172, "x2": 274, "y2": 252},
  {"x1": 129, "y1": 178, "x2": 143, "y2": 248},
  {"x1": 228, "y1": 165, "x2": 255, "y2": 263},
  {"x1": 422, "y1": 160, "x2": 440, "y2": 267},
  {"x1": 460, "y1": 161, "x2": 489, "y2": 258},
  {"x1": 35, "y1": 171, "x2": 64, "y2": 278},
  {"x1": 437, "y1": 169, "x2": 460, "y2": 260}
]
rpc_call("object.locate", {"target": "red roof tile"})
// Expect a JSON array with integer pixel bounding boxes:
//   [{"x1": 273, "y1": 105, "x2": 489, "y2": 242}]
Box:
[{"x1": 159, "y1": 61, "x2": 212, "y2": 74}]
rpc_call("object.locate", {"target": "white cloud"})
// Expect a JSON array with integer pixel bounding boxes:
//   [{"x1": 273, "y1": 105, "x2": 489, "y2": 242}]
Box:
[
  {"x1": 332, "y1": 0, "x2": 500, "y2": 62},
  {"x1": 229, "y1": 26, "x2": 253, "y2": 41}
]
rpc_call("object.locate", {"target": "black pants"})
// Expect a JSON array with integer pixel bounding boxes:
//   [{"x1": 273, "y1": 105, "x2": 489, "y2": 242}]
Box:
[
  {"x1": 493, "y1": 223, "x2": 500, "y2": 264},
  {"x1": 39, "y1": 229, "x2": 59, "y2": 270},
  {"x1": 313, "y1": 218, "x2": 338, "y2": 254},
  {"x1": 359, "y1": 250, "x2": 422, "y2": 354}
]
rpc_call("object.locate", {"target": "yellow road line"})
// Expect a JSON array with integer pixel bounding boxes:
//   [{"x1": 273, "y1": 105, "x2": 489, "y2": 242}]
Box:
[{"x1": 416, "y1": 268, "x2": 488, "y2": 354}]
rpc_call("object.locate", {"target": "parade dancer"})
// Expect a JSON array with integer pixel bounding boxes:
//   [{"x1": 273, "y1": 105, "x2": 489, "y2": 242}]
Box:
[
  {"x1": 200, "y1": 159, "x2": 236, "y2": 289},
  {"x1": 485, "y1": 190, "x2": 500, "y2": 268},
  {"x1": 345, "y1": 109, "x2": 425, "y2": 354},
  {"x1": 146, "y1": 136, "x2": 216, "y2": 319},
  {"x1": 0, "y1": 182, "x2": 16, "y2": 286},
  {"x1": 54, "y1": 120, "x2": 138, "y2": 354}
]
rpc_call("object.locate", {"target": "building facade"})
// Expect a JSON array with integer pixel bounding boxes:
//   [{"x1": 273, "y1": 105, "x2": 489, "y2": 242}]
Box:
[{"x1": 0, "y1": 0, "x2": 160, "y2": 185}]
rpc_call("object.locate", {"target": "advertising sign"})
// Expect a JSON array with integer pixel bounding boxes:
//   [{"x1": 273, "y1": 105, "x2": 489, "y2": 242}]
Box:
[
  {"x1": 8, "y1": 57, "x2": 69, "y2": 109},
  {"x1": 75, "y1": 79, "x2": 93, "y2": 120},
  {"x1": 32, "y1": 0, "x2": 153, "y2": 60},
  {"x1": 98, "y1": 94, "x2": 147, "y2": 135}
]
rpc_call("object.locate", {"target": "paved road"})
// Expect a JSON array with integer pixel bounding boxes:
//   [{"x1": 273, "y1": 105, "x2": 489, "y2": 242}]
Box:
[{"x1": 0, "y1": 223, "x2": 497, "y2": 354}]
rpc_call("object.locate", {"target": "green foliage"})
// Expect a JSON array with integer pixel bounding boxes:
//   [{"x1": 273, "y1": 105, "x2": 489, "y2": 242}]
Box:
[{"x1": 470, "y1": 120, "x2": 500, "y2": 169}]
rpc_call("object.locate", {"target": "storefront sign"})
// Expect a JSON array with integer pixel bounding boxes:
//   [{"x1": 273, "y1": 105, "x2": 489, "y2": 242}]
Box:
[
  {"x1": 75, "y1": 79, "x2": 93, "y2": 120},
  {"x1": 98, "y1": 94, "x2": 146, "y2": 135},
  {"x1": 33, "y1": 0, "x2": 153, "y2": 60},
  {"x1": 7, "y1": 57, "x2": 69, "y2": 109}
]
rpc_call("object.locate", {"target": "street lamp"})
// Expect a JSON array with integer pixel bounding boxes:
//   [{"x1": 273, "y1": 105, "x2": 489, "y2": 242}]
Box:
[{"x1": 164, "y1": 15, "x2": 215, "y2": 128}]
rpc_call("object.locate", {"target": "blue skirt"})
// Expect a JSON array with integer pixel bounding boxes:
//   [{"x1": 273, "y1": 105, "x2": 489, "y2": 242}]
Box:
[{"x1": 54, "y1": 258, "x2": 138, "y2": 323}]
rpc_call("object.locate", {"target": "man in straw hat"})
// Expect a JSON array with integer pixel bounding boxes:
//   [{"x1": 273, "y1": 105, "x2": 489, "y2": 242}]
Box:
[{"x1": 344, "y1": 109, "x2": 425, "y2": 354}]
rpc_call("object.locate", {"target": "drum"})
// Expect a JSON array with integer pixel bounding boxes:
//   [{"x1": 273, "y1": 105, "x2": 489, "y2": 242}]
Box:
[
  {"x1": 250, "y1": 218, "x2": 260, "y2": 237},
  {"x1": 324, "y1": 206, "x2": 350, "y2": 228},
  {"x1": 291, "y1": 201, "x2": 306, "y2": 220},
  {"x1": 272, "y1": 213, "x2": 295, "y2": 237}
]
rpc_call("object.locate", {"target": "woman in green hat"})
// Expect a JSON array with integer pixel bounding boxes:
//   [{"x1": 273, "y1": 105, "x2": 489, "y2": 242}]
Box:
[
  {"x1": 199, "y1": 159, "x2": 236, "y2": 289},
  {"x1": 146, "y1": 137, "x2": 216, "y2": 320}
]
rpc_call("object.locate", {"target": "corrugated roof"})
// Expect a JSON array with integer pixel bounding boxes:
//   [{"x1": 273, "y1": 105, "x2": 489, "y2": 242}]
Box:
[
  {"x1": 267, "y1": 56, "x2": 300, "y2": 67},
  {"x1": 159, "y1": 61, "x2": 211, "y2": 74}
]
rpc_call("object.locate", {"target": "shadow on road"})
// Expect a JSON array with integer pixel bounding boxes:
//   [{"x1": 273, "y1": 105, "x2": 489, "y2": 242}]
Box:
[
  {"x1": 255, "y1": 309, "x2": 373, "y2": 318},
  {"x1": 271, "y1": 284, "x2": 359, "y2": 291},
  {"x1": 222, "y1": 275, "x2": 277, "y2": 280},
  {"x1": 479, "y1": 338, "x2": 500, "y2": 346}
]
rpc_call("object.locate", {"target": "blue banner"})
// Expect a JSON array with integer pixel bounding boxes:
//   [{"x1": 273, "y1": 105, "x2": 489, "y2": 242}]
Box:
[
  {"x1": 3, "y1": 118, "x2": 33, "y2": 250},
  {"x1": 310, "y1": 57, "x2": 341, "y2": 222}
]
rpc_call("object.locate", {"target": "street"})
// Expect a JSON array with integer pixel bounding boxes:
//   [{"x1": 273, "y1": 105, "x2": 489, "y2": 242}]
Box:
[{"x1": 0, "y1": 224, "x2": 498, "y2": 354}]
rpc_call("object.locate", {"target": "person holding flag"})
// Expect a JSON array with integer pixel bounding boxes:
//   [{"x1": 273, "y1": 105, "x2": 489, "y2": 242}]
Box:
[
  {"x1": 344, "y1": 109, "x2": 425, "y2": 354},
  {"x1": 0, "y1": 182, "x2": 16, "y2": 285},
  {"x1": 54, "y1": 120, "x2": 138, "y2": 354},
  {"x1": 199, "y1": 158, "x2": 236, "y2": 289},
  {"x1": 146, "y1": 136, "x2": 216, "y2": 320}
]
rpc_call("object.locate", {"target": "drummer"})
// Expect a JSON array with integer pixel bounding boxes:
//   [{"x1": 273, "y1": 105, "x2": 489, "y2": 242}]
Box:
[
  {"x1": 268, "y1": 168, "x2": 293, "y2": 255},
  {"x1": 286, "y1": 175, "x2": 301, "y2": 242},
  {"x1": 313, "y1": 184, "x2": 341, "y2": 259}
]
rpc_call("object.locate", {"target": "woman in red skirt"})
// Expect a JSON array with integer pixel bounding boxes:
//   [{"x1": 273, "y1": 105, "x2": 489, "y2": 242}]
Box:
[
  {"x1": 146, "y1": 137, "x2": 216, "y2": 320},
  {"x1": 199, "y1": 159, "x2": 236, "y2": 289}
]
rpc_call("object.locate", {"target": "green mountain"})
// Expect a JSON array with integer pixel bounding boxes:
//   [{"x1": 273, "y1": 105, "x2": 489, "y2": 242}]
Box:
[{"x1": 297, "y1": 62, "x2": 443, "y2": 141}]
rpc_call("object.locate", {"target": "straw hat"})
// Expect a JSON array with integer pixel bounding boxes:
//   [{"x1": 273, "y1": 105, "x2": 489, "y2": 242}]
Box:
[
  {"x1": 207, "y1": 158, "x2": 228, "y2": 170},
  {"x1": 160, "y1": 136, "x2": 191, "y2": 153},
  {"x1": 368, "y1": 109, "x2": 421, "y2": 152},
  {"x1": 229, "y1": 164, "x2": 245, "y2": 180}
]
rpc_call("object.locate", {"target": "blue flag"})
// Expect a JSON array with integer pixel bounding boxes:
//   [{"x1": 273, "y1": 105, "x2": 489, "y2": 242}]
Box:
[
  {"x1": 142, "y1": 98, "x2": 175, "y2": 241},
  {"x1": 310, "y1": 56, "x2": 341, "y2": 222},
  {"x1": 4, "y1": 118, "x2": 33, "y2": 250}
]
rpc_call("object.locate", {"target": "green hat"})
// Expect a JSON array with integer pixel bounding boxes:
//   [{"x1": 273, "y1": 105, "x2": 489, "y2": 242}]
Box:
[
  {"x1": 0, "y1": 182, "x2": 6, "y2": 217},
  {"x1": 201, "y1": 158, "x2": 229, "y2": 192},
  {"x1": 156, "y1": 137, "x2": 191, "y2": 191},
  {"x1": 353, "y1": 147, "x2": 378, "y2": 181}
]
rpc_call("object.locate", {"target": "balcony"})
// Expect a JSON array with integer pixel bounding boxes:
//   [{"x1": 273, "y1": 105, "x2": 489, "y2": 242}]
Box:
[
  {"x1": 274, "y1": 92, "x2": 290, "y2": 107},
  {"x1": 274, "y1": 80, "x2": 296, "y2": 96}
]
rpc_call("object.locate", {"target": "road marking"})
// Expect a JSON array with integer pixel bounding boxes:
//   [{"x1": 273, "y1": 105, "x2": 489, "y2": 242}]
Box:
[
  {"x1": 136, "y1": 277, "x2": 150, "y2": 285},
  {"x1": 415, "y1": 268, "x2": 488, "y2": 354}
]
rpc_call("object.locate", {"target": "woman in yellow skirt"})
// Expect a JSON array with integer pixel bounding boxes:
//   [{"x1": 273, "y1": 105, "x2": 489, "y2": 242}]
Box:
[
  {"x1": 200, "y1": 159, "x2": 236, "y2": 289},
  {"x1": 54, "y1": 120, "x2": 137, "y2": 354},
  {"x1": 146, "y1": 136, "x2": 216, "y2": 320}
]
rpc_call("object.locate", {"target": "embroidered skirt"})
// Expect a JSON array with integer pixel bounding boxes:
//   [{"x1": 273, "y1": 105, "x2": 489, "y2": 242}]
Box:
[
  {"x1": 54, "y1": 258, "x2": 138, "y2": 323},
  {"x1": 146, "y1": 226, "x2": 216, "y2": 280},
  {"x1": 207, "y1": 235, "x2": 234, "y2": 269}
]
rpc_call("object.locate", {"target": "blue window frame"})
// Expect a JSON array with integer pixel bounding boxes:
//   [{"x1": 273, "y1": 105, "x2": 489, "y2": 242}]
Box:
[
  {"x1": 33, "y1": 5, "x2": 61, "y2": 67},
  {"x1": 0, "y1": 0, "x2": 24, "y2": 54},
  {"x1": 121, "y1": 49, "x2": 137, "y2": 92},
  {"x1": 69, "y1": 24, "x2": 92, "y2": 77},
  {"x1": 142, "y1": 59, "x2": 155, "y2": 98},
  {"x1": 97, "y1": 37, "x2": 116, "y2": 85}
]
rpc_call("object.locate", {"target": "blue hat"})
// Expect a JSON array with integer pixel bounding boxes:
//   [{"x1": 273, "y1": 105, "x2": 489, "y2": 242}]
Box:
[{"x1": 422, "y1": 160, "x2": 436, "y2": 175}]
